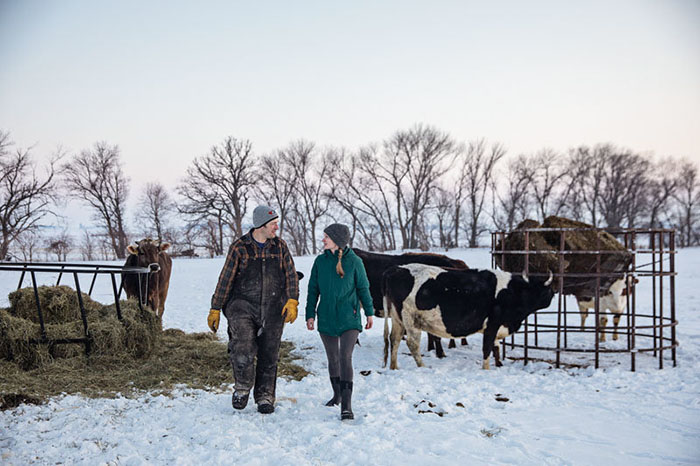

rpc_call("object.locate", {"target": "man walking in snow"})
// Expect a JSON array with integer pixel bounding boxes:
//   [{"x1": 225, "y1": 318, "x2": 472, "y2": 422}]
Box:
[{"x1": 207, "y1": 205, "x2": 300, "y2": 414}]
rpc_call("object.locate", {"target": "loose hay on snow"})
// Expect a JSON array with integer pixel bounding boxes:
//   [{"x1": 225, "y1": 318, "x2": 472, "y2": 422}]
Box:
[
  {"x1": 0, "y1": 332, "x2": 308, "y2": 409},
  {"x1": 0, "y1": 286, "x2": 309, "y2": 409}
]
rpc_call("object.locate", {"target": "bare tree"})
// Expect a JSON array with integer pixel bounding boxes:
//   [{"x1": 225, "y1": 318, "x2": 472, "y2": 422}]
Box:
[
  {"x1": 598, "y1": 148, "x2": 650, "y2": 229},
  {"x1": 280, "y1": 140, "x2": 330, "y2": 254},
  {"x1": 328, "y1": 145, "x2": 399, "y2": 251},
  {"x1": 135, "y1": 182, "x2": 175, "y2": 241},
  {"x1": 178, "y1": 136, "x2": 258, "y2": 250},
  {"x1": 646, "y1": 157, "x2": 679, "y2": 229},
  {"x1": 382, "y1": 125, "x2": 458, "y2": 249},
  {"x1": 258, "y1": 151, "x2": 296, "y2": 238},
  {"x1": 561, "y1": 147, "x2": 593, "y2": 223},
  {"x1": 46, "y1": 230, "x2": 72, "y2": 261},
  {"x1": 434, "y1": 186, "x2": 456, "y2": 248},
  {"x1": 79, "y1": 229, "x2": 96, "y2": 261},
  {"x1": 0, "y1": 130, "x2": 60, "y2": 260},
  {"x1": 459, "y1": 140, "x2": 506, "y2": 247},
  {"x1": 521, "y1": 148, "x2": 571, "y2": 221},
  {"x1": 284, "y1": 200, "x2": 310, "y2": 256},
  {"x1": 16, "y1": 228, "x2": 43, "y2": 261},
  {"x1": 62, "y1": 142, "x2": 130, "y2": 259},
  {"x1": 491, "y1": 154, "x2": 531, "y2": 231},
  {"x1": 672, "y1": 160, "x2": 700, "y2": 247}
]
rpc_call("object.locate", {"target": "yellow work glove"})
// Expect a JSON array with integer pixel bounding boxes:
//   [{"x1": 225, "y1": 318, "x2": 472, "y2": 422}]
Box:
[
  {"x1": 282, "y1": 299, "x2": 299, "y2": 324},
  {"x1": 207, "y1": 309, "x2": 220, "y2": 333}
]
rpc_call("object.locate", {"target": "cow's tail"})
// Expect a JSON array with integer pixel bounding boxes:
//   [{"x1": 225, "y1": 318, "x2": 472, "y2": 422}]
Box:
[{"x1": 383, "y1": 294, "x2": 391, "y2": 368}]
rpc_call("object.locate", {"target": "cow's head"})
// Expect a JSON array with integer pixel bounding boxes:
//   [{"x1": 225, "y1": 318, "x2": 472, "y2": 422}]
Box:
[
  {"x1": 126, "y1": 238, "x2": 170, "y2": 272},
  {"x1": 507, "y1": 271, "x2": 555, "y2": 319}
]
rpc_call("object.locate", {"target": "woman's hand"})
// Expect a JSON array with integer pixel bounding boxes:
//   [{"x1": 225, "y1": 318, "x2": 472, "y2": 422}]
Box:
[
  {"x1": 365, "y1": 316, "x2": 373, "y2": 330},
  {"x1": 306, "y1": 318, "x2": 315, "y2": 331}
]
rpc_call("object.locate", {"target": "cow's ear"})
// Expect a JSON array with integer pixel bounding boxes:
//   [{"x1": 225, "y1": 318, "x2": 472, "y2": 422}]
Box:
[
  {"x1": 127, "y1": 244, "x2": 139, "y2": 255},
  {"x1": 416, "y1": 278, "x2": 440, "y2": 309},
  {"x1": 159, "y1": 242, "x2": 171, "y2": 252}
]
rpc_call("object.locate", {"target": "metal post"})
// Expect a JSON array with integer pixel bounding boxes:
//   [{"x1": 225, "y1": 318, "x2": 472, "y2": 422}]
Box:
[
  {"x1": 670, "y1": 230, "x2": 677, "y2": 367},
  {"x1": 110, "y1": 273, "x2": 124, "y2": 321},
  {"x1": 594, "y1": 231, "x2": 601, "y2": 369},
  {"x1": 659, "y1": 231, "x2": 664, "y2": 370},
  {"x1": 523, "y1": 230, "x2": 530, "y2": 365},
  {"x1": 17, "y1": 268, "x2": 26, "y2": 290},
  {"x1": 631, "y1": 232, "x2": 637, "y2": 372},
  {"x1": 30, "y1": 271, "x2": 46, "y2": 340},
  {"x1": 88, "y1": 266, "x2": 100, "y2": 296},
  {"x1": 556, "y1": 230, "x2": 565, "y2": 368},
  {"x1": 651, "y1": 232, "x2": 657, "y2": 357},
  {"x1": 56, "y1": 265, "x2": 65, "y2": 286},
  {"x1": 73, "y1": 272, "x2": 92, "y2": 356}
]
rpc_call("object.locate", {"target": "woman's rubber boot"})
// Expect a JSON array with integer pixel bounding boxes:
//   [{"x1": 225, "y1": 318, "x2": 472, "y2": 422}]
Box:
[
  {"x1": 340, "y1": 380, "x2": 354, "y2": 420},
  {"x1": 325, "y1": 376, "x2": 341, "y2": 406}
]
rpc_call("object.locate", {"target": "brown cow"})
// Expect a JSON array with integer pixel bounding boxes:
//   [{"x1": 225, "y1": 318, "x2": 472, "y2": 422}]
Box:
[{"x1": 123, "y1": 238, "x2": 172, "y2": 318}]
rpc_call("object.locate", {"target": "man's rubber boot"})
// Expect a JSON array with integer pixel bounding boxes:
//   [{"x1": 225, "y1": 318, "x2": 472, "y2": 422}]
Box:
[
  {"x1": 340, "y1": 380, "x2": 353, "y2": 420},
  {"x1": 232, "y1": 391, "x2": 249, "y2": 410},
  {"x1": 257, "y1": 403, "x2": 274, "y2": 414},
  {"x1": 325, "y1": 376, "x2": 341, "y2": 406}
]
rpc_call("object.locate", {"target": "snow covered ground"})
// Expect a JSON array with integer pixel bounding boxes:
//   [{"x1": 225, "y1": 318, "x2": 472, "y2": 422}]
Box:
[{"x1": 1, "y1": 247, "x2": 699, "y2": 465}]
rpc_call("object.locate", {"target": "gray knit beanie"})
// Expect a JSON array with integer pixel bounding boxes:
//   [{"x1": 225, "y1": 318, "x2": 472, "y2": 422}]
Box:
[
  {"x1": 253, "y1": 205, "x2": 279, "y2": 228},
  {"x1": 324, "y1": 223, "x2": 350, "y2": 249}
]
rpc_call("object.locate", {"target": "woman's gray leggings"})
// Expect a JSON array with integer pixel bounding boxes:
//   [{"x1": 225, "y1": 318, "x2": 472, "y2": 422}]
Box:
[{"x1": 320, "y1": 329, "x2": 359, "y2": 382}]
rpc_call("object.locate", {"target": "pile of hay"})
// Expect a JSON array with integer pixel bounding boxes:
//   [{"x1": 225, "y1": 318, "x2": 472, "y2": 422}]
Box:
[
  {"x1": 0, "y1": 330, "x2": 308, "y2": 408},
  {"x1": 494, "y1": 216, "x2": 632, "y2": 295},
  {"x1": 0, "y1": 285, "x2": 310, "y2": 409},
  {"x1": 0, "y1": 285, "x2": 161, "y2": 370}
]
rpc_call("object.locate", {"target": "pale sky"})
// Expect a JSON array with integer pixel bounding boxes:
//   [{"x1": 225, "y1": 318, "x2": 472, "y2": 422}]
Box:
[{"x1": 1, "y1": 0, "x2": 699, "y2": 197}]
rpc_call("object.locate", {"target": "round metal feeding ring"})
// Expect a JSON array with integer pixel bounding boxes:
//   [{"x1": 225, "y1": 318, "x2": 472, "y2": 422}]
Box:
[{"x1": 490, "y1": 227, "x2": 678, "y2": 371}]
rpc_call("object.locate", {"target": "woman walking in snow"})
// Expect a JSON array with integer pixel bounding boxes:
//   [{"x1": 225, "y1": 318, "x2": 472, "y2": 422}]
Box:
[{"x1": 305, "y1": 223, "x2": 374, "y2": 420}]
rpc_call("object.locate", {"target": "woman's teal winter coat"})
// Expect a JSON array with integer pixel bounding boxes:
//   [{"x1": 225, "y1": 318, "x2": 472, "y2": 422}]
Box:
[{"x1": 305, "y1": 247, "x2": 374, "y2": 337}]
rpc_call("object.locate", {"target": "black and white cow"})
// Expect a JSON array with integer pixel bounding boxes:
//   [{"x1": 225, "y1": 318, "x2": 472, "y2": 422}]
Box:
[
  {"x1": 575, "y1": 275, "x2": 638, "y2": 342},
  {"x1": 354, "y1": 248, "x2": 469, "y2": 357},
  {"x1": 382, "y1": 264, "x2": 554, "y2": 370}
]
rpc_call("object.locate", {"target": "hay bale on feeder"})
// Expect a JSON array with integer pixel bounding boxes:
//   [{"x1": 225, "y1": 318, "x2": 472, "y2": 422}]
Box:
[
  {"x1": 0, "y1": 287, "x2": 161, "y2": 370},
  {"x1": 540, "y1": 216, "x2": 632, "y2": 294},
  {"x1": 493, "y1": 219, "x2": 564, "y2": 275},
  {"x1": 8, "y1": 285, "x2": 102, "y2": 324},
  {"x1": 493, "y1": 216, "x2": 632, "y2": 296}
]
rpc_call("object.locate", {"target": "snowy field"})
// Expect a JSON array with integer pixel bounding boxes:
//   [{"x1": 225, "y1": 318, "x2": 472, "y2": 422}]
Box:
[{"x1": 1, "y1": 247, "x2": 699, "y2": 465}]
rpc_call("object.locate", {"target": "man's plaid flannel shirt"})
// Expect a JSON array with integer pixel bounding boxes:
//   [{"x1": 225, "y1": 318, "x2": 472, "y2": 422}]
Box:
[{"x1": 210, "y1": 232, "x2": 299, "y2": 311}]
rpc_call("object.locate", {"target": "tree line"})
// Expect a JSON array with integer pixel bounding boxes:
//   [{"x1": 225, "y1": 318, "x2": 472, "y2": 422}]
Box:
[{"x1": 1, "y1": 125, "x2": 699, "y2": 261}]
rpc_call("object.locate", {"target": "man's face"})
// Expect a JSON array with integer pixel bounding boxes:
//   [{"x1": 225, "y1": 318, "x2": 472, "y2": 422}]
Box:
[{"x1": 261, "y1": 219, "x2": 279, "y2": 239}]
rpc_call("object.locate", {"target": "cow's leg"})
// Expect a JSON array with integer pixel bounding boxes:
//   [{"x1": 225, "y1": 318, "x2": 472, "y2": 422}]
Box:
[
  {"x1": 491, "y1": 343, "x2": 502, "y2": 367},
  {"x1": 578, "y1": 301, "x2": 589, "y2": 330},
  {"x1": 461, "y1": 338, "x2": 468, "y2": 346},
  {"x1": 482, "y1": 325, "x2": 499, "y2": 370},
  {"x1": 434, "y1": 337, "x2": 445, "y2": 359},
  {"x1": 612, "y1": 313, "x2": 622, "y2": 341},
  {"x1": 389, "y1": 314, "x2": 405, "y2": 370},
  {"x1": 598, "y1": 315, "x2": 609, "y2": 342},
  {"x1": 448, "y1": 339, "x2": 456, "y2": 349},
  {"x1": 428, "y1": 335, "x2": 445, "y2": 358},
  {"x1": 404, "y1": 327, "x2": 424, "y2": 368},
  {"x1": 151, "y1": 295, "x2": 161, "y2": 318},
  {"x1": 383, "y1": 316, "x2": 390, "y2": 368}
]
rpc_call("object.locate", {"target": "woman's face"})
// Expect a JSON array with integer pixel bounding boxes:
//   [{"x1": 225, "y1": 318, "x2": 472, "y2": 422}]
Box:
[{"x1": 322, "y1": 233, "x2": 338, "y2": 251}]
